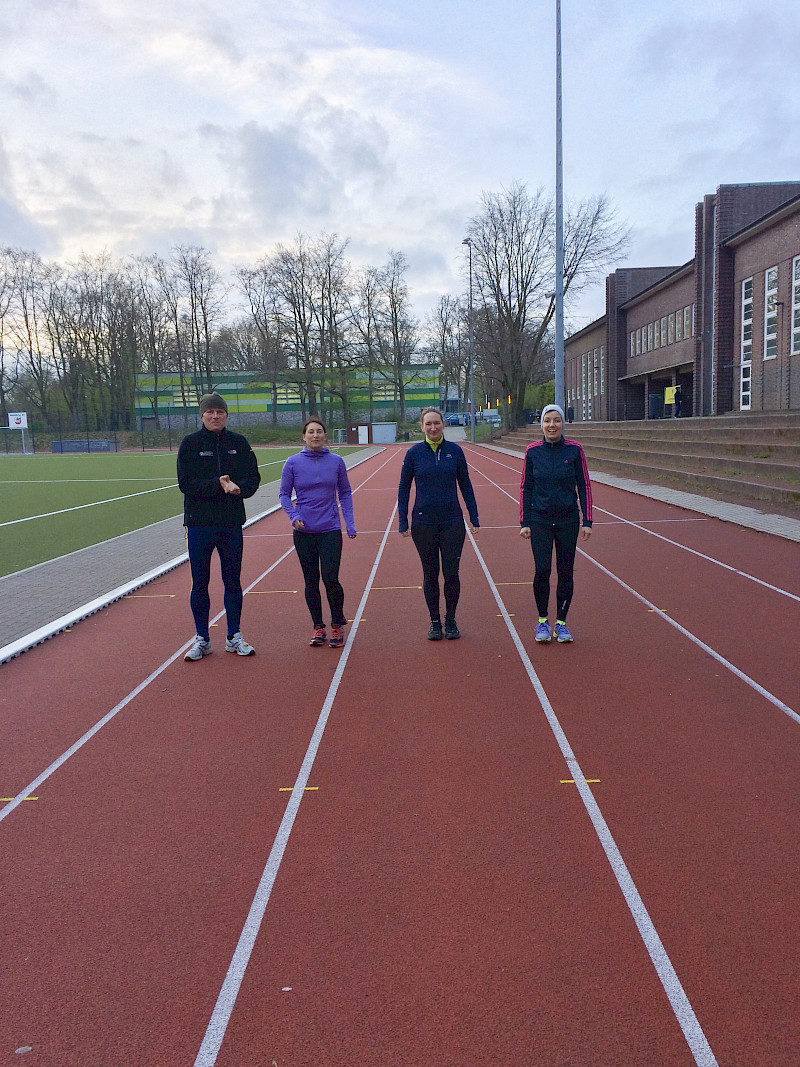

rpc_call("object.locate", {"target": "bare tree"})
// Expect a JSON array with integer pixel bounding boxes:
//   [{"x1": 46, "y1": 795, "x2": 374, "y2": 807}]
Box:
[
  {"x1": 372, "y1": 251, "x2": 418, "y2": 421},
  {"x1": 171, "y1": 245, "x2": 227, "y2": 393},
  {"x1": 466, "y1": 182, "x2": 629, "y2": 424},
  {"x1": 5, "y1": 249, "x2": 60, "y2": 424},
  {"x1": 427, "y1": 295, "x2": 468, "y2": 409},
  {"x1": 0, "y1": 248, "x2": 19, "y2": 424}
]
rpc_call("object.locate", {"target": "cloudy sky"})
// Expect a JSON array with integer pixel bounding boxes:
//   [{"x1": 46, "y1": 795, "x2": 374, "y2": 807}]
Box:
[{"x1": 1, "y1": 0, "x2": 799, "y2": 330}]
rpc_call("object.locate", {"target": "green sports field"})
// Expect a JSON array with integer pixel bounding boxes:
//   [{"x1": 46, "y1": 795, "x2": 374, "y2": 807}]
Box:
[{"x1": 0, "y1": 447, "x2": 361, "y2": 578}]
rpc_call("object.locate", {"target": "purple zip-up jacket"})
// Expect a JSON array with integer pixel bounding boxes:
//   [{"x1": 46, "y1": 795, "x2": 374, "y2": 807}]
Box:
[{"x1": 279, "y1": 447, "x2": 356, "y2": 535}]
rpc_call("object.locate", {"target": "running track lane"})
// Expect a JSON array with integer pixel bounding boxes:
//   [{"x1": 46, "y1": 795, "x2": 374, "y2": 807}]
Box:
[{"x1": 1, "y1": 444, "x2": 799, "y2": 1063}]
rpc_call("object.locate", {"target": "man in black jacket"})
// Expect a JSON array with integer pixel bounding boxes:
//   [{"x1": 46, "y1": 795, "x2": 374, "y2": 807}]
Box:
[{"x1": 177, "y1": 393, "x2": 261, "y2": 660}]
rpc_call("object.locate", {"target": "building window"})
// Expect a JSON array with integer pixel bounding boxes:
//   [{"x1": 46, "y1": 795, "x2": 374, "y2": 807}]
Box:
[
  {"x1": 764, "y1": 266, "x2": 778, "y2": 360},
  {"x1": 792, "y1": 256, "x2": 800, "y2": 356},
  {"x1": 684, "y1": 306, "x2": 693, "y2": 338},
  {"x1": 675, "y1": 310, "x2": 684, "y2": 342},
  {"x1": 667, "y1": 313, "x2": 675, "y2": 344},
  {"x1": 600, "y1": 346, "x2": 604, "y2": 395},
  {"x1": 630, "y1": 332, "x2": 635, "y2": 358},
  {"x1": 661, "y1": 317, "x2": 667, "y2": 345},
  {"x1": 741, "y1": 278, "x2": 753, "y2": 363}
]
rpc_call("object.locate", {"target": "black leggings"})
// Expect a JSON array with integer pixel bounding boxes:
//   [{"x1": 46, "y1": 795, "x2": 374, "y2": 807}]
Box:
[
  {"x1": 411, "y1": 520, "x2": 466, "y2": 622},
  {"x1": 293, "y1": 529, "x2": 346, "y2": 628},
  {"x1": 529, "y1": 517, "x2": 580, "y2": 621}
]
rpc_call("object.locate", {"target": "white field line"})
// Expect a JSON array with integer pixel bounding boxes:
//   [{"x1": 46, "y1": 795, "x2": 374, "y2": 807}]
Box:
[
  {"x1": 0, "y1": 458, "x2": 288, "y2": 528},
  {"x1": 471, "y1": 455, "x2": 800, "y2": 725},
  {"x1": 465, "y1": 446, "x2": 800, "y2": 604},
  {"x1": 467, "y1": 528, "x2": 719, "y2": 1067},
  {"x1": 193, "y1": 503, "x2": 399, "y2": 1067}
]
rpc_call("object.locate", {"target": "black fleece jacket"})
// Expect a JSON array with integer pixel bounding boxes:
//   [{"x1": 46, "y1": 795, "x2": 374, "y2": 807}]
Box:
[{"x1": 177, "y1": 425, "x2": 260, "y2": 527}]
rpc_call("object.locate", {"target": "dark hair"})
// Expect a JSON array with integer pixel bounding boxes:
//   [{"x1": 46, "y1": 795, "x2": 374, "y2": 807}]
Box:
[{"x1": 302, "y1": 417, "x2": 327, "y2": 435}]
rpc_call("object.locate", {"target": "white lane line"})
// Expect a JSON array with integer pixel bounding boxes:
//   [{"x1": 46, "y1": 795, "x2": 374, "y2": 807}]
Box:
[
  {"x1": 0, "y1": 547, "x2": 295, "y2": 825},
  {"x1": 472, "y1": 457, "x2": 800, "y2": 726},
  {"x1": 464, "y1": 445, "x2": 800, "y2": 603},
  {"x1": 591, "y1": 504, "x2": 800, "y2": 604},
  {"x1": 467, "y1": 528, "x2": 719, "y2": 1067},
  {"x1": 193, "y1": 504, "x2": 399, "y2": 1067},
  {"x1": 0, "y1": 448, "x2": 397, "y2": 809},
  {"x1": 580, "y1": 550, "x2": 800, "y2": 724}
]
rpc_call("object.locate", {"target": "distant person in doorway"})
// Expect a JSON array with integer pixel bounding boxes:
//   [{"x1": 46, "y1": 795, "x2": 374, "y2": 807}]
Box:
[
  {"x1": 280, "y1": 418, "x2": 356, "y2": 649},
  {"x1": 398, "y1": 407, "x2": 480, "y2": 641},
  {"x1": 519, "y1": 404, "x2": 592, "y2": 644},
  {"x1": 566, "y1": 403, "x2": 575, "y2": 424},
  {"x1": 673, "y1": 385, "x2": 682, "y2": 418},
  {"x1": 178, "y1": 393, "x2": 261, "y2": 661}
]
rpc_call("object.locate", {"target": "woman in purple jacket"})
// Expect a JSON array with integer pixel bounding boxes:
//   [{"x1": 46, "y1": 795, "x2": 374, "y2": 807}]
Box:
[{"x1": 279, "y1": 418, "x2": 357, "y2": 648}]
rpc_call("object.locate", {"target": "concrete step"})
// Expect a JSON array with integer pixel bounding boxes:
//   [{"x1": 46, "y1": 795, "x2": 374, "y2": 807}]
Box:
[{"x1": 499, "y1": 416, "x2": 800, "y2": 513}]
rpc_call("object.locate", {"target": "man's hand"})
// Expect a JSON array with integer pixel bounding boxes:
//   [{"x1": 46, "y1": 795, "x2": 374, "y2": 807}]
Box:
[
  {"x1": 220, "y1": 475, "x2": 241, "y2": 495},
  {"x1": 520, "y1": 526, "x2": 531, "y2": 540}
]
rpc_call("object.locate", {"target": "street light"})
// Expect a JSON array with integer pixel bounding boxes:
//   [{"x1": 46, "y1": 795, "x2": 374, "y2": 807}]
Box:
[{"x1": 461, "y1": 237, "x2": 475, "y2": 443}]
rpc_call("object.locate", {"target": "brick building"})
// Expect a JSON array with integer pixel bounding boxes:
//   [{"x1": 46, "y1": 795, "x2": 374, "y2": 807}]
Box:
[{"x1": 565, "y1": 181, "x2": 800, "y2": 420}]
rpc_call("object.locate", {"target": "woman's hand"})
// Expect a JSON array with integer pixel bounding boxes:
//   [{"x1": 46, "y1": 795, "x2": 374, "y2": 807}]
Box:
[
  {"x1": 348, "y1": 532, "x2": 357, "y2": 539},
  {"x1": 520, "y1": 526, "x2": 531, "y2": 540},
  {"x1": 400, "y1": 529, "x2": 411, "y2": 538},
  {"x1": 292, "y1": 518, "x2": 305, "y2": 529},
  {"x1": 580, "y1": 526, "x2": 592, "y2": 541}
]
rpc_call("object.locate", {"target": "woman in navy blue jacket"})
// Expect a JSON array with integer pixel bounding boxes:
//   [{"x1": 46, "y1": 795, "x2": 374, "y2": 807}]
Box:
[
  {"x1": 398, "y1": 407, "x2": 479, "y2": 641},
  {"x1": 519, "y1": 404, "x2": 592, "y2": 644}
]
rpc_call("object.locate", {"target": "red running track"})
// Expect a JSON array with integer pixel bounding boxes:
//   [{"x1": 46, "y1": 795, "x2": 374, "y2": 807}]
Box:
[{"x1": 1, "y1": 443, "x2": 799, "y2": 1066}]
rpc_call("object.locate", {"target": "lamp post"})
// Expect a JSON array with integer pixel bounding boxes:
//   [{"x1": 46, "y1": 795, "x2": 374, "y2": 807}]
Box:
[
  {"x1": 461, "y1": 237, "x2": 475, "y2": 443},
  {"x1": 553, "y1": 0, "x2": 565, "y2": 410}
]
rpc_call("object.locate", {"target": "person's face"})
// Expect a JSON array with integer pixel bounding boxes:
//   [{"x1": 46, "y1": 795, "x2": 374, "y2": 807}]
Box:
[
  {"x1": 303, "y1": 422, "x2": 327, "y2": 449},
  {"x1": 421, "y1": 412, "x2": 444, "y2": 440},
  {"x1": 542, "y1": 411, "x2": 563, "y2": 441},
  {"x1": 201, "y1": 407, "x2": 227, "y2": 432}
]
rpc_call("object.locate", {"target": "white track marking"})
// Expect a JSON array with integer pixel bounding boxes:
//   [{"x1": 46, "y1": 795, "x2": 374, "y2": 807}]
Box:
[
  {"x1": 470, "y1": 452, "x2": 799, "y2": 725},
  {"x1": 193, "y1": 504, "x2": 399, "y2": 1067},
  {"x1": 0, "y1": 548, "x2": 295, "y2": 825},
  {"x1": 467, "y1": 528, "x2": 719, "y2": 1067},
  {"x1": 0, "y1": 451, "x2": 397, "y2": 818},
  {"x1": 464, "y1": 445, "x2": 800, "y2": 603},
  {"x1": 581, "y1": 550, "x2": 799, "y2": 724}
]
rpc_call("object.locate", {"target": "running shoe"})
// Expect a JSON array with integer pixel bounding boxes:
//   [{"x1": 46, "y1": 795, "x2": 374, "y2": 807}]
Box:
[
  {"x1": 225, "y1": 632, "x2": 255, "y2": 655},
  {"x1": 310, "y1": 626, "x2": 327, "y2": 647},
  {"x1": 185, "y1": 635, "x2": 212, "y2": 661},
  {"x1": 444, "y1": 619, "x2": 460, "y2": 640},
  {"x1": 427, "y1": 621, "x2": 443, "y2": 641},
  {"x1": 553, "y1": 622, "x2": 573, "y2": 643},
  {"x1": 534, "y1": 622, "x2": 551, "y2": 643},
  {"x1": 329, "y1": 625, "x2": 345, "y2": 648}
]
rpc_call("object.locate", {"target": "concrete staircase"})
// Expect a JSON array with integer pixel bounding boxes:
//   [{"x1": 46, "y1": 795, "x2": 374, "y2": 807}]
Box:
[{"x1": 499, "y1": 412, "x2": 800, "y2": 514}]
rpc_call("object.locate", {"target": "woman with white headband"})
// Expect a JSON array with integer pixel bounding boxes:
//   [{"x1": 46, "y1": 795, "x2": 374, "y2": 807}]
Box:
[{"x1": 519, "y1": 404, "x2": 593, "y2": 643}]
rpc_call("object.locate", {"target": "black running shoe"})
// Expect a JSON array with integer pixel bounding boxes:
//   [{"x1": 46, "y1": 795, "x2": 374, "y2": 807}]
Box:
[
  {"x1": 427, "y1": 620, "x2": 443, "y2": 641},
  {"x1": 444, "y1": 619, "x2": 460, "y2": 640}
]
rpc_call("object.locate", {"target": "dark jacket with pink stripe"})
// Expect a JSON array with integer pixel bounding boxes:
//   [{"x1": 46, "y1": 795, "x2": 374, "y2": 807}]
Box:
[{"x1": 519, "y1": 437, "x2": 593, "y2": 527}]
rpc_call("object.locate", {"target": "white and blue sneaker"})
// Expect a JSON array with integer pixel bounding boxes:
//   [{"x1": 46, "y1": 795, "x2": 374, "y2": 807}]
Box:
[
  {"x1": 185, "y1": 635, "x2": 212, "y2": 661},
  {"x1": 553, "y1": 622, "x2": 573, "y2": 643},
  {"x1": 534, "y1": 621, "x2": 551, "y2": 643},
  {"x1": 226, "y1": 632, "x2": 255, "y2": 656}
]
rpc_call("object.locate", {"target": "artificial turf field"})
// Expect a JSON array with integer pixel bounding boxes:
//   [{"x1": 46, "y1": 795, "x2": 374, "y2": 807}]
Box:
[{"x1": 0, "y1": 447, "x2": 361, "y2": 578}]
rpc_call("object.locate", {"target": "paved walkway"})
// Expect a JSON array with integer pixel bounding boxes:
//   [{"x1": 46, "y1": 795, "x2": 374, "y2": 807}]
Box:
[{"x1": 2, "y1": 442, "x2": 798, "y2": 663}]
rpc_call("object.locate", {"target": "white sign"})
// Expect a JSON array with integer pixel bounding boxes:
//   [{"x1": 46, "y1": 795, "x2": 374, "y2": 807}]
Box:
[{"x1": 8, "y1": 412, "x2": 28, "y2": 429}]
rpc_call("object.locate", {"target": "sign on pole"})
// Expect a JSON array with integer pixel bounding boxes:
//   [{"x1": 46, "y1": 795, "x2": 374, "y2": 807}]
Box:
[{"x1": 9, "y1": 412, "x2": 28, "y2": 429}]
